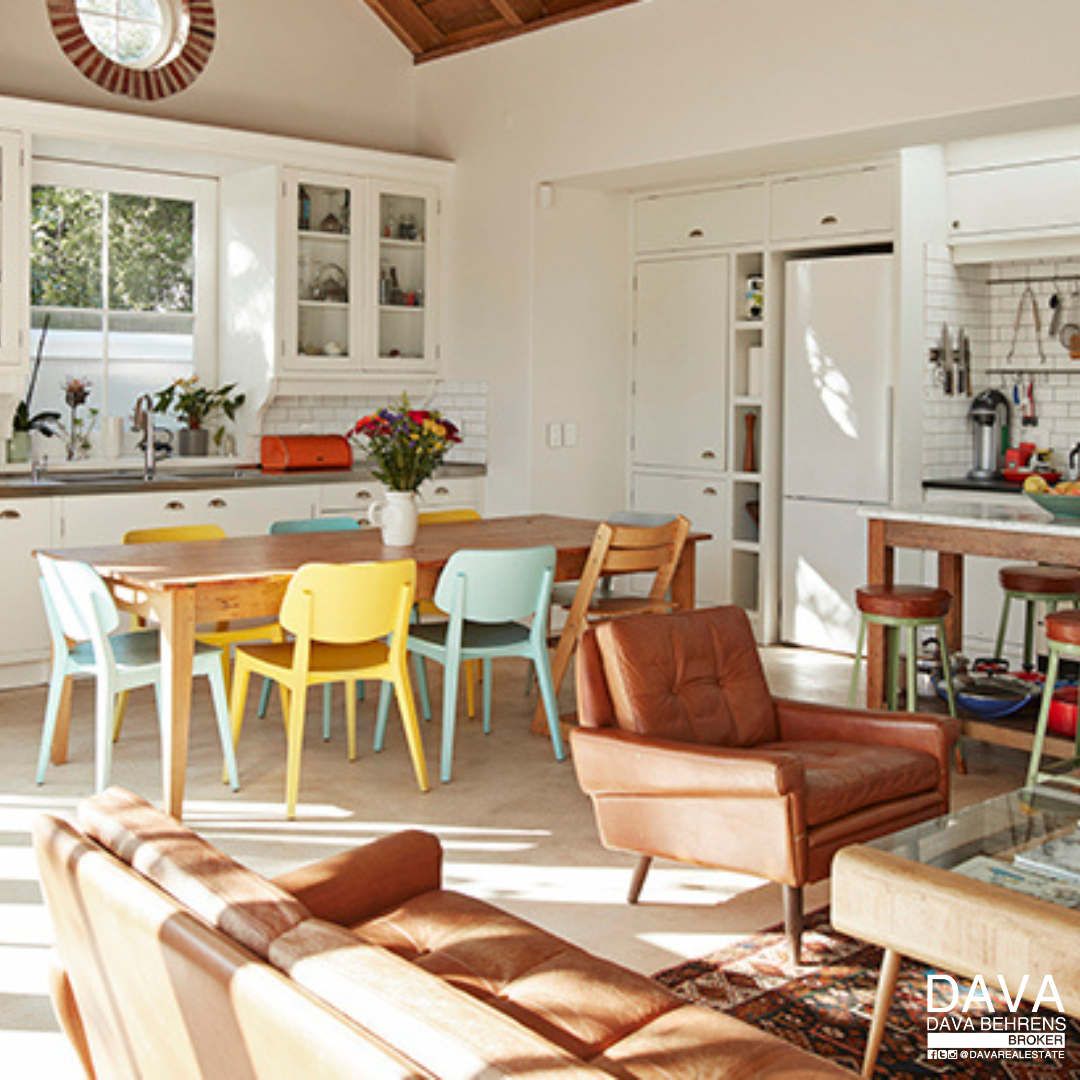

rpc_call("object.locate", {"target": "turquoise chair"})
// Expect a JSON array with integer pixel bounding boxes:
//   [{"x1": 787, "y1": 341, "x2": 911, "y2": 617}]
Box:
[
  {"x1": 260, "y1": 516, "x2": 365, "y2": 735},
  {"x1": 35, "y1": 554, "x2": 239, "y2": 793},
  {"x1": 375, "y1": 545, "x2": 565, "y2": 783}
]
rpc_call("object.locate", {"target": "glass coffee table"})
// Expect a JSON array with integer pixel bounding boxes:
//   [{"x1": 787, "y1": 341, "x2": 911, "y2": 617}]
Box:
[{"x1": 832, "y1": 786, "x2": 1080, "y2": 1077}]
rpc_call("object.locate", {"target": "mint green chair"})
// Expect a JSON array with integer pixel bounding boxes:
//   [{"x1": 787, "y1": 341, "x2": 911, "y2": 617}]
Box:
[
  {"x1": 260, "y1": 516, "x2": 364, "y2": 735},
  {"x1": 374, "y1": 545, "x2": 565, "y2": 783},
  {"x1": 36, "y1": 554, "x2": 239, "y2": 793}
]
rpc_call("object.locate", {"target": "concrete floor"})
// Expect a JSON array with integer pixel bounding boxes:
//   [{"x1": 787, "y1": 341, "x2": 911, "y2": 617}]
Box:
[{"x1": 0, "y1": 645, "x2": 1028, "y2": 1077}]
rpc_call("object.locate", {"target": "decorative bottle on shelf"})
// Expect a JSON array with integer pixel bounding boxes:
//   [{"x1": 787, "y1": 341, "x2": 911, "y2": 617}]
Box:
[
  {"x1": 388, "y1": 267, "x2": 402, "y2": 305},
  {"x1": 379, "y1": 262, "x2": 390, "y2": 305},
  {"x1": 743, "y1": 412, "x2": 758, "y2": 473},
  {"x1": 298, "y1": 186, "x2": 311, "y2": 231}
]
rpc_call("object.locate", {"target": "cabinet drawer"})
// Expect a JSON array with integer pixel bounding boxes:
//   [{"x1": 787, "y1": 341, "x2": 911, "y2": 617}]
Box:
[
  {"x1": 770, "y1": 166, "x2": 894, "y2": 243},
  {"x1": 318, "y1": 480, "x2": 386, "y2": 519},
  {"x1": 635, "y1": 184, "x2": 765, "y2": 253},
  {"x1": 948, "y1": 159, "x2": 1080, "y2": 237}
]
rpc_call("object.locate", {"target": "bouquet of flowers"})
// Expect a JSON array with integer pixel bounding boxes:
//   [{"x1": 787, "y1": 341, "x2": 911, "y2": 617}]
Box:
[{"x1": 348, "y1": 394, "x2": 461, "y2": 491}]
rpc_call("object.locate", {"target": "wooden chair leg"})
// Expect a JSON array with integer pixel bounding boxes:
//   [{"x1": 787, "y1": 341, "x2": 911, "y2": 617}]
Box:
[
  {"x1": 628, "y1": 856, "x2": 652, "y2": 904},
  {"x1": 783, "y1": 884, "x2": 804, "y2": 965}
]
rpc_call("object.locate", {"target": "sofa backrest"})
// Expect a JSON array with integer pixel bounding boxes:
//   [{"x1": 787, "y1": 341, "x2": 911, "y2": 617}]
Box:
[{"x1": 587, "y1": 606, "x2": 780, "y2": 747}]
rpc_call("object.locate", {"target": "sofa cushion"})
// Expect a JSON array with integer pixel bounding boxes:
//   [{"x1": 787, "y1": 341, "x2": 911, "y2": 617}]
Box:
[
  {"x1": 77, "y1": 787, "x2": 309, "y2": 961},
  {"x1": 595, "y1": 607, "x2": 779, "y2": 747},
  {"x1": 757, "y1": 740, "x2": 939, "y2": 827}
]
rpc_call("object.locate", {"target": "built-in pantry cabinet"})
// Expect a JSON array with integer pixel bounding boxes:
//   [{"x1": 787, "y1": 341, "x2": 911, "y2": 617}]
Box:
[
  {"x1": 0, "y1": 130, "x2": 27, "y2": 393},
  {"x1": 769, "y1": 164, "x2": 894, "y2": 244},
  {"x1": 634, "y1": 182, "x2": 765, "y2": 253}
]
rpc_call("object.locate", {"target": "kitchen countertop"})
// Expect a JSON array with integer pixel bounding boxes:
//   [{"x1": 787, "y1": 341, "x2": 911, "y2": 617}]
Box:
[
  {"x1": 0, "y1": 461, "x2": 485, "y2": 499},
  {"x1": 922, "y1": 476, "x2": 1025, "y2": 495},
  {"x1": 859, "y1": 498, "x2": 1079, "y2": 534}
]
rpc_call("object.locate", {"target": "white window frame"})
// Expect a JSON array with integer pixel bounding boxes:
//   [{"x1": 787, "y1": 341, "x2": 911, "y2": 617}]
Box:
[{"x1": 30, "y1": 159, "x2": 218, "y2": 410}]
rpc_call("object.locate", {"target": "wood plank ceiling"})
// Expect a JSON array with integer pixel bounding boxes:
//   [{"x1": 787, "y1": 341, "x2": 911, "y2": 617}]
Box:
[{"x1": 364, "y1": 0, "x2": 643, "y2": 63}]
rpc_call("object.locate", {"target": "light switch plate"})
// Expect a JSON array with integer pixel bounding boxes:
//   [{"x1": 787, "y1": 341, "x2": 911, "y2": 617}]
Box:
[
  {"x1": 563, "y1": 422, "x2": 578, "y2": 447},
  {"x1": 547, "y1": 422, "x2": 563, "y2": 448}
]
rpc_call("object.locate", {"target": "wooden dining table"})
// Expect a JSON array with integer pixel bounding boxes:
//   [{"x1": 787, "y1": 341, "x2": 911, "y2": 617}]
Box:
[{"x1": 43, "y1": 513, "x2": 707, "y2": 818}]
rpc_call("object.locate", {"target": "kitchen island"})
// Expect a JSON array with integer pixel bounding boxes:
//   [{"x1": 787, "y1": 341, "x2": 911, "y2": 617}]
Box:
[{"x1": 860, "y1": 499, "x2": 1080, "y2": 761}]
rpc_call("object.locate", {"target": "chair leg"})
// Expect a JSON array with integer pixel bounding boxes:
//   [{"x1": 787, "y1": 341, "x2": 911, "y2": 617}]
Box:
[
  {"x1": 628, "y1": 855, "x2": 652, "y2": 904},
  {"x1": 934, "y1": 618, "x2": 964, "y2": 773},
  {"x1": 391, "y1": 667, "x2": 430, "y2": 793},
  {"x1": 532, "y1": 646, "x2": 566, "y2": 762},
  {"x1": 466, "y1": 660, "x2": 477, "y2": 719},
  {"x1": 482, "y1": 657, "x2": 494, "y2": 735},
  {"x1": 206, "y1": 663, "x2": 240, "y2": 792},
  {"x1": 848, "y1": 615, "x2": 867, "y2": 708},
  {"x1": 37, "y1": 663, "x2": 70, "y2": 785},
  {"x1": 441, "y1": 657, "x2": 461, "y2": 783},
  {"x1": 783, "y1": 884, "x2": 804, "y2": 965},
  {"x1": 1023, "y1": 600, "x2": 1037, "y2": 671},
  {"x1": 905, "y1": 624, "x2": 918, "y2": 713},
  {"x1": 345, "y1": 681, "x2": 357, "y2": 762},
  {"x1": 995, "y1": 594, "x2": 1012, "y2": 664},
  {"x1": 229, "y1": 656, "x2": 253, "y2": 758},
  {"x1": 284, "y1": 683, "x2": 308, "y2": 820},
  {"x1": 257, "y1": 676, "x2": 272, "y2": 718},
  {"x1": 374, "y1": 681, "x2": 393, "y2": 752},
  {"x1": 413, "y1": 652, "x2": 432, "y2": 722},
  {"x1": 113, "y1": 690, "x2": 129, "y2": 742},
  {"x1": 322, "y1": 683, "x2": 333, "y2": 742},
  {"x1": 1027, "y1": 646, "x2": 1061, "y2": 788},
  {"x1": 886, "y1": 627, "x2": 901, "y2": 711},
  {"x1": 94, "y1": 677, "x2": 116, "y2": 794}
]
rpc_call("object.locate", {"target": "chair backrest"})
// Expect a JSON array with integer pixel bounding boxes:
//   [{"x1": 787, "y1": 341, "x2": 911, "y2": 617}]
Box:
[
  {"x1": 418, "y1": 508, "x2": 482, "y2": 526},
  {"x1": 269, "y1": 516, "x2": 361, "y2": 535},
  {"x1": 579, "y1": 606, "x2": 779, "y2": 747},
  {"x1": 124, "y1": 524, "x2": 226, "y2": 544},
  {"x1": 279, "y1": 560, "x2": 416, "y2": 645},
  {"x1": 433, "y1": 546, "x2": 556, "y2": 625},
  {"x1": 37, "y1": 554, "x2": 121, "y2": 646},
  {"x1": 607, "y1": 511, "x2": 677, "y2": 528}
]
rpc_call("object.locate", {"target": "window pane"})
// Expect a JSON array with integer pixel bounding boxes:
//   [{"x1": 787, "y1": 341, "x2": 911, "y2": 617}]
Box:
[
  {"x1": 120, "y1": 0, "x2": 163, "y2": 23},
  {"x1": 116, "y1": 20, "x2": 159, "y2": 64},
  {"x1": 31, "y1": 187, "x2": 104, "y2": 309},
  {"x1": 78, "y1": 13, "x2": 118, "y2": 56},
  {"x1": 77, "y1": 0, "x2": 118, "y2": 17},
  {"x1": 108, "y1": 193, "x2": 194, "y2": 312}
]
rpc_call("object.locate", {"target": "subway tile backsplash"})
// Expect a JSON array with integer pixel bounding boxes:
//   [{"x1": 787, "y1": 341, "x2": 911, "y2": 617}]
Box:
[
  {"x1": 260, "y1": 382, "x2": 488, "y2": 464},
  {"x1": 923, "y1": 246, "x2": 1080, "y2": 477}
]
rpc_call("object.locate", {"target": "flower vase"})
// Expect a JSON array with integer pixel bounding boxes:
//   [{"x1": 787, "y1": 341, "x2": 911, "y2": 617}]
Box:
[
  {"x1": 6, "y1": 431, "x2": 30, "y2": 464},
  {"x1": 369, "y1": 490, "x2": 419, "y2": 546}
]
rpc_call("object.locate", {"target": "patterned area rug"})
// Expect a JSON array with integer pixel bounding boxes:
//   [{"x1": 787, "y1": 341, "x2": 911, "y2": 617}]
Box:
[{"x1": 654, "y1": 911, "x2": 1080, "y2": 1077}]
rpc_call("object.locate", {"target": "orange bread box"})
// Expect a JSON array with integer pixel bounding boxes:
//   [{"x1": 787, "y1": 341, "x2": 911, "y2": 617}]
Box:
[{"x1": 260, "y1": 435, "x2": 353, "y2": 472}]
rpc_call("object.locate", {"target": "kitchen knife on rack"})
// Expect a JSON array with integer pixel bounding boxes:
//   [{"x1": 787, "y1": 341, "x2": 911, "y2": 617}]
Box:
[{"x1": 939, "y1": 322, "x2": 953, "y2": 396}]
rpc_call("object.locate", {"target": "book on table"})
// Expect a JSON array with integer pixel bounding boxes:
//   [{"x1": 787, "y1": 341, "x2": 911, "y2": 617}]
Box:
[{"x1": 1013, "y1": 831, "x2": 1080, "y2": 884}]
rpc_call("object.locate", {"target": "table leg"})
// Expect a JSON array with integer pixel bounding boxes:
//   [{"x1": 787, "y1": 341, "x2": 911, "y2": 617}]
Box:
[
  {"x1": 937, "y1": 552, "x2": 964, "y2": 655},
  {"x1": 154, "y1": 588, "x2": 196, "y2": 820},
  {"x1": 866, "y1": 519, "x2": 894, "y2": 709},
  {"x1": 862, "y1": 947, "x2": 901, "y2": 1078}
]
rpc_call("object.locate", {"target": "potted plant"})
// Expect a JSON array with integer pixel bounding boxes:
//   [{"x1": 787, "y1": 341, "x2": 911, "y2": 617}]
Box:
[
  {"x1": 8, "y1": 315, "x2": 60, "y2": 464},
  {"x1": 348, "y1": 393, "x2": 462, "y2": 545},
  {"x1": 152, "y1": 377, "x2": 245, "y2": 457}
]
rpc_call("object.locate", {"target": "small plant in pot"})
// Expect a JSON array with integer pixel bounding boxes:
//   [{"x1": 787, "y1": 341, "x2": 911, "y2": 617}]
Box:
[{"x1": 152, "y1": 377, "x2": 245, "y2": 457}]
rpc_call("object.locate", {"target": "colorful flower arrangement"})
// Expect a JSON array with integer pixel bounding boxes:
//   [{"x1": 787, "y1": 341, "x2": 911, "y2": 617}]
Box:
[{"x1": 348, "y1": 394, "x2": 462, "y2": 492}]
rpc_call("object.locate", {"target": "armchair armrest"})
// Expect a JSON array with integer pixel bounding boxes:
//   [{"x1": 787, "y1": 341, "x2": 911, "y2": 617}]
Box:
[
  {"x1": 570, "y1": 727, "x2": 805, "y2": 799},
  {"x1": 272, "y1": 830, "x2": 442, "y2": 927}
]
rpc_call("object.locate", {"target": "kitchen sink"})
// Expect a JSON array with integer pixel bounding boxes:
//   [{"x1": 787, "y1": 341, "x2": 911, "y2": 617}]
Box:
[{"x1": 3, "y1": 468, "x2": 256, "y2": 488}]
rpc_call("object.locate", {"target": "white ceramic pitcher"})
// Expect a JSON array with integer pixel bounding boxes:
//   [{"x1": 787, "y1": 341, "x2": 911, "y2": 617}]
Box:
[{"x1": 369, "y1": 491, "x2": 419, "y2": 546}]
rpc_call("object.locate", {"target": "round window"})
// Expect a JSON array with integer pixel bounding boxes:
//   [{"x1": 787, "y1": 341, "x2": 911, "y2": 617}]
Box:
[{"x1": 48, "y1": 0, "x2": 215, "y2": 100}]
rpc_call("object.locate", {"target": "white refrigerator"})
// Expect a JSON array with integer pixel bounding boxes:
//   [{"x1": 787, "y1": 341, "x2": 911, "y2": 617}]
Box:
[{"x1": 781, "y1": 253, "x2": 893, "y2": 652}]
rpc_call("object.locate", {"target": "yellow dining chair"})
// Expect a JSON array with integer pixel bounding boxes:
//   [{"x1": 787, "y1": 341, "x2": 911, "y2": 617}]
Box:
[
  {"x1": 229, "y1": 560, "x2": 429, "y2": 819},
  {"x1": 114, "y1": 524, "x2": 285, "y2": 739},
  {"x1": 416, "y1": 508, "x2": 482, "y2": 719}
]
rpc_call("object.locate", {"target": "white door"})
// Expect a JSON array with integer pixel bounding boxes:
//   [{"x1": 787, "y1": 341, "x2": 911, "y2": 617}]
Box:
[{"x1": 632, "y1": 256, "x2": 728, "y2": 472}]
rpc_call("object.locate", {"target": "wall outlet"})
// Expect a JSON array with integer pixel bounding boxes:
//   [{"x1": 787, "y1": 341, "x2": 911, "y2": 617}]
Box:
[
  {"x1": 547, "y1": 422, "x2": 563, "y2": 448},
  {"x1": 563, "y1": 421, "x2": 578, "y2": 447}
]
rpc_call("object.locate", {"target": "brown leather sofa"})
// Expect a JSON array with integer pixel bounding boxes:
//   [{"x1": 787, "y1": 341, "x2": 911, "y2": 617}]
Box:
[
  {"x1": 571, "y1": 606, "x2": 958, "y2": 961},
  {"x1": 35, "y1": 787, "x2": 850, "y2": 1078}
]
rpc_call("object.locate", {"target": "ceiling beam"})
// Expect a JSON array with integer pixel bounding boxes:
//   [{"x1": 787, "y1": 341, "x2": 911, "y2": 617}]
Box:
[
  {"x1": 489, "y1": 0, "x2": 526, "y2": 26},
  {"x1": 364, "y1": 0, "x2": 445, "y2": 56}
]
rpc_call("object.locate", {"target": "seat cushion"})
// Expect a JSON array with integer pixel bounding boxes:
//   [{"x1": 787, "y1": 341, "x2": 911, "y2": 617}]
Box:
[
  {"x1": 1000, "y1": 564, "x2": 1080, "y2": 595},
  {"x1": 594, "y1": 606, "x2": 779, "y2": 747},
  {"x1": 855, "y1": 584, "x2": 951, "y2": 619},
  {"x1": 758, "y1": 740, "x2": 939, "y2": 827}
]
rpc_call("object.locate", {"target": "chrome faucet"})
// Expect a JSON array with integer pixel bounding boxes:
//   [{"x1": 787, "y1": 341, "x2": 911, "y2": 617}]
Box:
[
  {"x1": 30, "y1": 454, "x2": 47, "y2": 484},
  {"x1": 134, "y1": 394, "x2": 157, "y2": 481}
]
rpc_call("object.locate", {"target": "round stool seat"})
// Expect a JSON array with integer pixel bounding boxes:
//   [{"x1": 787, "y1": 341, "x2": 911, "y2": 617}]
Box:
[
  {"x1": 1046, "y1": 609, "x2": 1080, "y2": 647},
  {"x1": 855, "y1": 584, "x2": 951, "y2": 620},
  {"x1": 999, "y1": 564, "x2": 1080, "y2": 595}
]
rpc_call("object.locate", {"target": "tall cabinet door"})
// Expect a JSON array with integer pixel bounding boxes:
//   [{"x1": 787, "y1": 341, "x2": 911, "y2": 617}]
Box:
[
  {"x1": 0, "y1": 130, "x2": 27, "y2": 379},
  {"x1": 632, "y1": 256, "x2": 728, "y2": 472}
]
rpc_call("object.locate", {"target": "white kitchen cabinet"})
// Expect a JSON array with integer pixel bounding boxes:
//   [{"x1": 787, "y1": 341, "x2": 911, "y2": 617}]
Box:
[
  {"x1": 631, "y1": 255, "x2": 728, "y2": 472},
  {"x1": 634, "y1": 183, "x2": 765, "y2": 254},
  {"x1": 0, "y1": 498, "x2": 52, "y2": 672},
  {"x1": 948, "y1": 158, "x2": 1080, "y2": 239},
  {"x1": 0, "y1": 130, "x2": 27, "y2": 385},
  {"x1": 769, "y1": 165, "x2": 894, "y2": 245},
  {"x1": 631, "y1": 471, "x2": 729, "y2": 607},
  {"x1": 317, "y1": 474, "x2": 483, "y2": 524}
]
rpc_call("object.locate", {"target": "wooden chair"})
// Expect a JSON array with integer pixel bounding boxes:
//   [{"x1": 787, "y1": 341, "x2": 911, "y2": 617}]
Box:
[
  {"x1": 536, "y1": 515, "x2": 691, "y2": 731},
  {"x1": 230, "y1": 559, "x2": 429, "y2": 819}
]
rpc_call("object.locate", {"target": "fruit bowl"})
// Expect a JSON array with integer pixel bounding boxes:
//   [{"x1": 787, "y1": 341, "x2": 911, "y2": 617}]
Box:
[{"x1": 1025, "y1": 491, "x2": 1080, "y2": 519}]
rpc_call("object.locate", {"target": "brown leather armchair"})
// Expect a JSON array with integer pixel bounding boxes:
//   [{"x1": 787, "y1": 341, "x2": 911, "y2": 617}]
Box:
[{"x1": 571, "y1": 606, "x2": 958, "y2": 961}]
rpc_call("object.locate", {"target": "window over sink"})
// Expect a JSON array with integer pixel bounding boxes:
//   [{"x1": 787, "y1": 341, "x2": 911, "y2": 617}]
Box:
[{"x1": 29, "y1": 161, "x2": 217, "y2": 431}]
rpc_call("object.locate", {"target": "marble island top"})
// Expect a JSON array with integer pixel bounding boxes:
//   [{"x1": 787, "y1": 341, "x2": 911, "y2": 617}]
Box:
[{"x1": 859, "y1": 499, "x2": 1080, "y2": 535}]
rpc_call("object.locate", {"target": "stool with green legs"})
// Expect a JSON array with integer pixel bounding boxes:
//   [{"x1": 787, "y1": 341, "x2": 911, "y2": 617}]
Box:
[
  {"x1": 849, "y1": 584, "x2": 961, "y2": 766},
  {"x1": 1027, "y1": 608, "x2": 1080, "y2": 790},
  {"x1": 995, "y1": 565, "x2": 1080, "y2": 671}
]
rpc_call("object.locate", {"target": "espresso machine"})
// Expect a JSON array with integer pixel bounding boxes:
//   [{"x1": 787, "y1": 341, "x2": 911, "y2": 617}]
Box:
[{"x1": 967, "y1": 389, "x2": 1010, "y2": 479}]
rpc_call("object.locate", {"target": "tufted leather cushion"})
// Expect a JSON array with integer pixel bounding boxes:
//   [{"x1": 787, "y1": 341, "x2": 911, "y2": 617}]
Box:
[{"x1": 594, "y1": 606, "x2": 778, "y2": 747}]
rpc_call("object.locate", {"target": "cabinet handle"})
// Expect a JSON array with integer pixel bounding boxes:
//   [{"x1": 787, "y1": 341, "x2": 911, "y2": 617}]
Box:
[
  {"x1": 165, "y1": 501, "x2": 185, "y2": 512},
  {"x1": 952, "y1": 220, "x2": 961, "y2": 230},
  {"x1": 355, "y1": 489, "x2": 373, "y2": 500},
  {"x1": 700, "y1": 450, "x2": 717, "y2": 460},
  {"x1": 434, "y1": 486, "x2": 450, "y2": 496},
  {"x1": 702, "y1": 487, "x2": 718, "y2": 497},
  {"x1": 0, "y1": 509, "x2": 21, "y2": 521},
  {"x1": 208, "y1": 498, "x2": 227, "y2": 509},
  {"x1": 820, "y1": 214, "x2": 839, "y2": 226},
  {"x1": 688, "y1": 228, "x2": 704, "y2": 239}
]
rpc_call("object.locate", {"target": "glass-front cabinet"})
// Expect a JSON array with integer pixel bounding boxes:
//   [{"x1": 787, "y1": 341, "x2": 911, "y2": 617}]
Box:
[
  {"x1": 0, "y1": 130, "x2": 27, "y2": 381},
  {"x1": 370, "y1": 181, "x2": 439, "y2": 374},
  {"x1": 280, "y1": 171, "x2": 440, "y2": 379}
]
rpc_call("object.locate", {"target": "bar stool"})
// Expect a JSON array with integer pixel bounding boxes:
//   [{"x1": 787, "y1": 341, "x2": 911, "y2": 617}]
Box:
[
  {"x1": 1026, "y1": 609, "x2": 1080, "y2": 790},
  {"x1": 849, "y1": 585, "x2": 958, "y2": 721},
  {"x1": 995, "y1": 565, "x2": 1080, "y2": 671}
]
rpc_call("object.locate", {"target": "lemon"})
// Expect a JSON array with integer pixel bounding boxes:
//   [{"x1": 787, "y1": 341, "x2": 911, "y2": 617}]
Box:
[{"x1": 1024, "y1": 475, "x2": 1050, "y2": 494}]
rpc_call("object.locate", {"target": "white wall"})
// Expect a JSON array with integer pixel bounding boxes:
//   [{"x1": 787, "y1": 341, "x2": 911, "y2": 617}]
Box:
[
  {"x1": 0, "y1": 0, "x2": 418, "y2": 153},
  {"x1": 415, "y1": 0, "x2": 1080, "y2": 513}
]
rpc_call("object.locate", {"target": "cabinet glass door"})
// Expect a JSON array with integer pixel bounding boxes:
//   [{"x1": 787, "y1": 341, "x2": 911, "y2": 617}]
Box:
[
  {"x1": 291, "y1": 177, "x2": 355, "y2": 371},
  {"x1": 372, "y1": 183, "x2": 437, "y2": 372}
]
